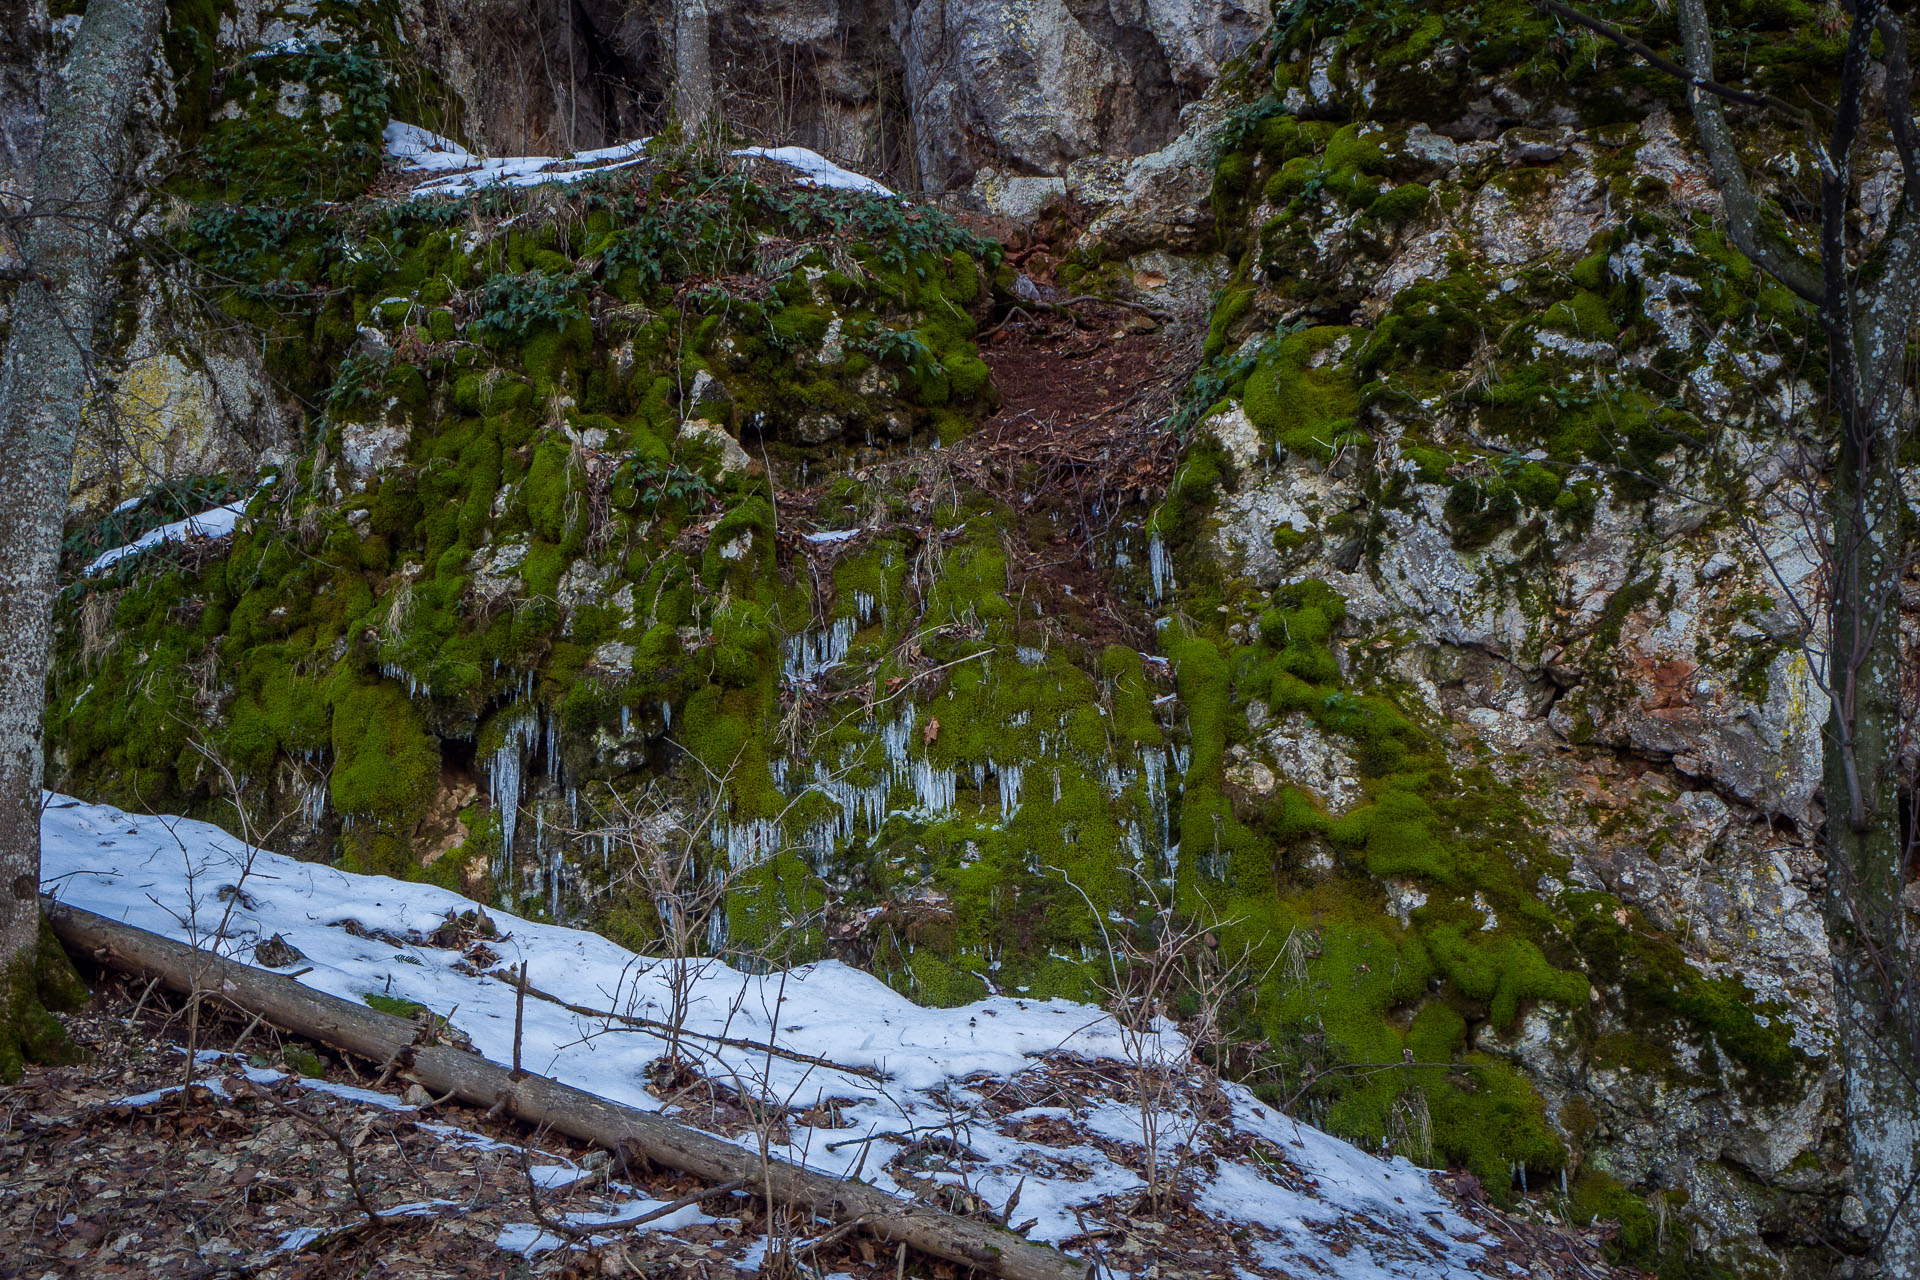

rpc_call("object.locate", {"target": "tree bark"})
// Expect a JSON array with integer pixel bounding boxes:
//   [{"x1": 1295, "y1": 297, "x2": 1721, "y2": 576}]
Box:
[
  {"x1": 671, "y1": 0, "x2": 717, "y2": 139},
  {"x1": 42, "y1": 898, "x2": 1093, "y2": 1280},
  {"x1": 0, "y1": 0, "x2": 164, "y2": 1080},
  {"x1": 1660, "y1": 2, "x2": 1920, "y2": 1266},
  {"x1": 1825, "y1": 310, "x2": 1920, "y2": 1275}
]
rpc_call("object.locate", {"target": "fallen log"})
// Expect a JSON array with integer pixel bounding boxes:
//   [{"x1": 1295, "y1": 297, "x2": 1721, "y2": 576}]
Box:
[{"x1": 43, "y1": 898, "x2": 1091, "y2": 1280}]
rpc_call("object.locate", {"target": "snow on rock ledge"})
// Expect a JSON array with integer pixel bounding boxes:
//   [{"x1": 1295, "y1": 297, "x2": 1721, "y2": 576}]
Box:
[
  {"x1": 84, "y1": 491, "x2": 262, "y2": 576},
  {"x1": 382, "y1": 122, "x2": 895, "y2": 199}
]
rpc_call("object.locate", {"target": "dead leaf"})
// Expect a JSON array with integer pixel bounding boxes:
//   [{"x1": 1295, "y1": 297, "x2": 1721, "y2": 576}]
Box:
[{"x1": 923, "y1": 716, "x2": 940, "y2": 745}]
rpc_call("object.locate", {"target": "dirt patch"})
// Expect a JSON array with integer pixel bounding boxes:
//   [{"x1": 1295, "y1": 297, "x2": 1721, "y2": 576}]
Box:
[
  {"x1": 773, "y1": 298, "x2": 1194, "y2": 658},
  {"x1": 958, "y1": 302, "x2": 1193, "y2": 649}
]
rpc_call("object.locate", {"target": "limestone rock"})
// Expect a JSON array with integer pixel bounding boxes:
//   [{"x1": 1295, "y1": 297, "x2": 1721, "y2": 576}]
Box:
[
  {"x1": 338, "y1": 413, "x2": 411, "y2": 484},
  {"x1": 901, "y1": 0, "x2": 1264, "y2": 194},
  {"x1": 71, "y1": 287, "x2": 292, "y2": 512},
  {"x1": 1260, "y1": 713, "x2": 1360, "y2": 816},
  {"x1": 679, "y1": 418, "x2": 752, "y2": 474}
]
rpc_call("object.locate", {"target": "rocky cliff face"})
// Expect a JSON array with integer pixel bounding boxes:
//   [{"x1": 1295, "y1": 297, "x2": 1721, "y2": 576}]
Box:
[{"x1": 6, "y1": 1, "x2": 1888, "y2": 1276}]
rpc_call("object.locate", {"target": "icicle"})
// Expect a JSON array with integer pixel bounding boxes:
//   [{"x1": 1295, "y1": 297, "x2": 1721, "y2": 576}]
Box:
[
  {"x1": 543, "y1": 808, "x2": 562, "y2": 922},
  {"x1": 1147, "y1": 532, "x2": 1174, "y2": 602},
  {"x1": 304, "y1": 778, "x2": 328, "y2": 825},
  {"x1": 489, "y1": 712, "x2": 541, "y2": 877},
  {"x1": 996, "y1": 760, "x2": 1023, "y2": 818},
  {"x1": 1142, "y1": 745, "x2": 1170, "y2": 853},
  {"x1": 882, "y1": 705, "x2": 917, "y2": 777},
  {"x1": 716, "y1": 818, "x2": 781, "y2": 868},
  {"x1": 782, "y1": 615, "x2": 858, "y2": 683},
  {"x1": 912, "y1": 759, "x2": 956, "y2": 813}
]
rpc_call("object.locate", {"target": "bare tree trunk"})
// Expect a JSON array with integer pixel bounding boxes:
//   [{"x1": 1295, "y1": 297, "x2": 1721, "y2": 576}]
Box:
[
  {"x1": 0, "y1": 0, "x2": 163, "y2": 1080},
  {"x1": 1826, "y1": 328, "x2": 1920, "y2": 1273},
  {"x1": 672, "y1": 0, "x2": 717, "y2": 138}
]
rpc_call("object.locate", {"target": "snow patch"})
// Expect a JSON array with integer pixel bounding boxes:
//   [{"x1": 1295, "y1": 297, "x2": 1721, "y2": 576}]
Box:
[
  {"x1": 731, "y1": 146, "x2": 894, "y2": 196},
  {"x1": 43, "y1": 792, "x2": 1500, "y2": 1278},
  {"x1": 86, "y1": 497, "x2": 254, "y2": 576},
  {"x1": 384, "y1": 122, "x2": 895, "y2": 201}
]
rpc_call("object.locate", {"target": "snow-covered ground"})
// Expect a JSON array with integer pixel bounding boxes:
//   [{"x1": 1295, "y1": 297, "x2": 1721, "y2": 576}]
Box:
[
  {"x1": 42, "y1": 793, "x2": 1510, "y2": 1279},
  {"x1": 382, "y1": 121, "x2": 895, "y2": 199}
]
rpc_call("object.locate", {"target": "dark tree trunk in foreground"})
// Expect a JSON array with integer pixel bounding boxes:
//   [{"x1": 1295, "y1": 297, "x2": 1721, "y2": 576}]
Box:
[
  {"x1": 1540, "y1": 0, "x2": 1920, "y2": 1267},
  {"x1": 0, "y1": 0, "x2": 164, "y2": 1080}
]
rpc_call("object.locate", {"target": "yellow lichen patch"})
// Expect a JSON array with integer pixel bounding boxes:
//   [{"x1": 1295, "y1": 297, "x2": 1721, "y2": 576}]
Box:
[{"x1": 72, "y1": 352, "x2": 232, "y2": 511}]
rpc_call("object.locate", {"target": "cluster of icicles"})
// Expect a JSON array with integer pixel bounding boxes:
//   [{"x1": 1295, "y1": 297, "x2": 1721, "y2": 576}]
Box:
[{"x1": 348, "y1": 532, "x2": 1184, "y2": 938}]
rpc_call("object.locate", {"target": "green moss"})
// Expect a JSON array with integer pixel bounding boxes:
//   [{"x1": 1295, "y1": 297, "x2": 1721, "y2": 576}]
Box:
[
  {"x1": 907, "y1": 949, "x2": 989, "y2": 1006},
  {"x1": 1103, "y1": 645, "x2": 1164, "y2": 746},
  {"x1": 1569, "y1": 893, "x2": 1801, "y2": 1084},
  {"x1": 1428, "y1": 920, "x2": 1589, "y2": 1027},
  {"x1": 1569, "y1": 245, "x2": 1612, "y2": 290},
  {"x1": 1242, "y1": 327, "x2": 1360, "y2": 460},
  {"x1": 0, "y1": 921, "x2": 89, "y2": 1082},
  {"x1": 1589, "y1": 574, "x2": 1658, "y2": 653},
  {"x1": 1566, "y1": 1170, "x2": 1696, "y2": 1272},
  {"x1": 1542, "y1": 290, "x2": 1614, "y2": 338},
  {"x1": 521, "y1": 437, "x2": 577, "y2": 545},
  {"x1": 1331, "y1": 783, "x2": 1454, "y2": 880},
  {"x1": 1405, "y1": 445, "x2": 1455, "y2": 482},
  {"x1": 1206, "y1": 286, "x2": 1257, "y2": 360},
  {"x1": 925, "y1": 537, "x2": 1015, "y2": 627},
  {"x1": 225, "y1": 656, "x2": 327, "y2": 774},
  {"x1": 328, "y1": 676, "x2": 441, "y2": 873},
  {"x1": 771, "y1": 304, "x2": 832, "y2": 347},
  {"x1": 362, "y1": 992, "x2": 429, "y2": 1018},
  {"x1": 196, "y1": 42, "x2": 393, "y2": 203},
  {"x1": 1443, "y1": 477, "x2": 1521, "y2": 550},
  {"x1": 1319, "y1": 123, "x2": 1391, "y2": 204},
  {"x1": 1212, "y1": 150, "x2": 1260, "y2": 234},
  {"x1": 1367, "y1": 182, "x2": 1430, "y2": 225},
  {"x1": 946, "y1": 353, "x2": 992, "y2": 401},
  {"x1": 947, "y1": 250, "x2": 980, "y2": 305},
  {"x1": 282, "y1": 1045, "x2": 327, "y2": 1077}
]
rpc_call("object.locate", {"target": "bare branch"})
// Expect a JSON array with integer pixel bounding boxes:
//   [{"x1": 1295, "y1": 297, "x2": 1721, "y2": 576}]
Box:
[
  {"x1": 1534, "y1": 0, "x2": 1800, "y2": 115},
  {"x1": 1875, "y1": 11, "x2": 1920, "y2": 197},
  {"x1": 1671, "y1": 0, "x2": 1826, "y2": 302}
]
